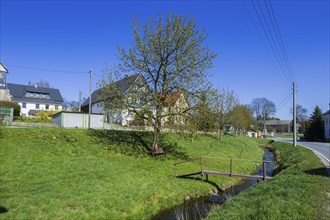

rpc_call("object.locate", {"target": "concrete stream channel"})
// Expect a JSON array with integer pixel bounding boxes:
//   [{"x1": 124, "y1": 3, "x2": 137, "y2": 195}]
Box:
[{"x1": 152, "y1": 150, "x2": 275, "y2": 220}]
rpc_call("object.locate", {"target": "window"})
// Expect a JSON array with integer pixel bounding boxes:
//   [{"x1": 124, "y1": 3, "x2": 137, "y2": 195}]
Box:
[
  {"x1": 22, "y1": 103, "x2": 26, "y2": 108},
  {"x1": 55, "y1": 105, "x2": 58, "y2": 110},
  {"x1": 36, "y1": 103, "x2": 40, "y2": 109},
  {"x1": 45, "y1": 104, "x2": 49, "y2": 110}
]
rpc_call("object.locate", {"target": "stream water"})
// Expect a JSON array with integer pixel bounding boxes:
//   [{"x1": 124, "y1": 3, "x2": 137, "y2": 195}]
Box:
[{"x1": 152, "y1": 150, "x2": 275, "y2": 220}]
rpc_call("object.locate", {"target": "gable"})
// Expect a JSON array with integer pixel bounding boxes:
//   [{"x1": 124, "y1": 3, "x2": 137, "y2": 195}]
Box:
[{"x1": 82, "y1": 73, "x2": 142, "y2": 107}]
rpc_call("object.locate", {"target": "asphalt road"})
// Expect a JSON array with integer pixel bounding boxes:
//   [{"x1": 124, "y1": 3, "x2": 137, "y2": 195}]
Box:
[{"x1": 273, "y1": 137, "x2": 330, "y2": 167}]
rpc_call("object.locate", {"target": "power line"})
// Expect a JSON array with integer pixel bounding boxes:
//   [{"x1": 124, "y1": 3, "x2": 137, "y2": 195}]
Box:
[
  {"x1": 265, "y1": 0, "x2": 295, "y2": 82},
  {"x1": 258, "y1": 0, "x2": 293, "y2": 83},
  {"x1": 248, "y1": 0, "x2": 294, "y2": 87},
  {"x1": 242, "y1": 0, "x2": 291, "y2": 86},
  {"x1": 6, "y1": 64, "x2": 87, "y2": 74},
  {"x1": 251, "y1": 0, "x2": 292, "y2": 86}
]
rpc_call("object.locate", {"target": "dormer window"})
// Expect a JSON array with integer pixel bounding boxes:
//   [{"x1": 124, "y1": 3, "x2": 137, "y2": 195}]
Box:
[{"x1": 25, "y1": 92, "x2": 50, "y2": 99}]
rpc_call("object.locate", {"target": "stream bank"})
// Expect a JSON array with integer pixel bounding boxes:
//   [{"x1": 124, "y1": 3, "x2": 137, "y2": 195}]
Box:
[{"x1": 152, "y1": 149, "x2": 275, "y2": 220}]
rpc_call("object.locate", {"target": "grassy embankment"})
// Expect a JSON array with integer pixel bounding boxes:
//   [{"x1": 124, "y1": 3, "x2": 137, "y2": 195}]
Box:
[
  {"x1": 206, "y1": 141, "x2": 330, "y2": 220},
  {"x1": 0, "y1": 127, "x2": 264, "y2": 219}
]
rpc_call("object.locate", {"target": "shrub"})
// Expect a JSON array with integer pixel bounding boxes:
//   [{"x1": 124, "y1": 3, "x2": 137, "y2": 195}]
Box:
[
  {"x1": 36, "y1": 110, "x2": 57, "y2": 119},
  {"x1": 0, "y1": 100, "x2": 21, "y2": 116}
]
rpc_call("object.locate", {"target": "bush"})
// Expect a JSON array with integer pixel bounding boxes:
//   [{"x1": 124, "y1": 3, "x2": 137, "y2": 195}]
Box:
[
  {"x1": 36, "y1": 110, "x2": 57, "y2": 119},
  {"x1": 15, "y1": 116, "x2": 51, "y2": 123},
  {"x1": 0, "y1": 100, "x2": 21, "y2": 116}
]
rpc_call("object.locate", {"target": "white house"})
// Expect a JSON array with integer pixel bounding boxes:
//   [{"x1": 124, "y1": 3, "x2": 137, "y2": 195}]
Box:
[
  {"x1": 7, "y1": 83, "x2": 63, "y2": 116},
  {"x1": 81, "y1": 74, "x2": 189, "y2": 127},
  {"x1": 81, "y1": 74, "x2": 146, "y2": 126},
  {"x1": 324, "y1": 110, "x2": 330, "y2": 141}
]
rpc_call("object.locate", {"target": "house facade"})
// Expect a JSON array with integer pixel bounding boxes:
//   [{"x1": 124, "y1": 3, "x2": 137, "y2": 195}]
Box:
[
  {"x1": 7, "y1": 83, "x2": 63, "y2": 116},
  {"x1": 0, "y1": 62, "x2": 12, "y2": 101},
  {"x1": 263, "y1": 120, "x2": 291, "y2": 133},
  {"x1": 163, "y1": 92, "x2": 189, "y2": 127},
  {"x1": 324, "y1": 110, "x2": 330, "y2": 141},
  {"x1": 81, "y1": 74, "x2": 146, "y2": 126},
  {"x1": 82, "y1": 74, "x2": 189, "y2": 127}
]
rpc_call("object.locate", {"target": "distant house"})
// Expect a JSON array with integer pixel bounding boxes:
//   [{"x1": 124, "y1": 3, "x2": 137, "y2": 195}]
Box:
[
  {"x1": 7, "y1": 83, "x2": 64, "y2": 116},
  {"x1": 324, "y1": 110, "x2": 330, "y2": 141},
  {"x1": 163, "y1": 92, "x2": 189, "y2": 127},
  {"x1": 81, "y1": 74, "x2": 147, "y2": 126},
  {"x1": 263, "y1": 120, "x2": 291, "y2": 133}
]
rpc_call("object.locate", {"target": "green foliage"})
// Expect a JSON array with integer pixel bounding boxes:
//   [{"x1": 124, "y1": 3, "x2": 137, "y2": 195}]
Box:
[
  {"x1": 206, "y1": 141, "x2": 329, "y2": 220},
  {"x1": 194, "y1": 93, "x2": 215, "y2": 132},
  {"x1": 36, "y1": 109, "x2": 57, "y2": 119},
  {"x1": 229, "y1": 104, "x2": 254, "y2": 137},
  {"x1": 304, "y1": 105, "x2": 324, "y2": 141},
  {"x1": 114, "y1": 12, "x2": 216, "y2": 149},
  {"x1": 0, "y1": 100, "x2": 21, "y2": 116},
  {"x1": 0, "y1": 128, "x2": 264, "y2": 219},
  {"x1": 15, "y1": 116, "x2": 52, "y2": 123}
]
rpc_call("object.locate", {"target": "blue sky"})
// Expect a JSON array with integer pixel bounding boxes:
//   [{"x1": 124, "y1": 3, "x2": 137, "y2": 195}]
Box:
[{"x1": 1, "y1": 0, "x2": 329, "y2": 120}]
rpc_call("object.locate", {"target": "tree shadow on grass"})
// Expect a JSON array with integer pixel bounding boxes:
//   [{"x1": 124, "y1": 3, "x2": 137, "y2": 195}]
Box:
[
  {"x1": 88, "y1": 130, "x2": 189, "y2": 160},
  {"x1": 176, "y1": 176, "x2": 221, "y2": 192},
  {"x1": 304, "y1": 167, "x2": 329, "y2": 177},
  {"x1": 0, "y1": 206, "x2": 8, "y2": 214}
]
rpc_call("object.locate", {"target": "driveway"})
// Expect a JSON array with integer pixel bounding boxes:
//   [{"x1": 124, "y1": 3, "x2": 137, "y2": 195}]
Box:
[{"x1": 273, "y1": 137, "x2": 330, "y2": 167}]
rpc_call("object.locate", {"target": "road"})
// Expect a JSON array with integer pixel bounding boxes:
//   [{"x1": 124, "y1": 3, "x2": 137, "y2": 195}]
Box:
[{"x1": 273, "y1": 137, "x2": 330, "y2": 167}]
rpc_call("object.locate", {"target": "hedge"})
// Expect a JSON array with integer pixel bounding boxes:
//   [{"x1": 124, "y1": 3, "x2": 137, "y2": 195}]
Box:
[{"x1": 0, "y1": 100, "x2": 21, "y2": 116}]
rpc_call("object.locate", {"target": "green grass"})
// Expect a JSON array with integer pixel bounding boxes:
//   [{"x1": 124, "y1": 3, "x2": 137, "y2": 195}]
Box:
[
  {"x1": 206, "y1": 141, "x2": 330, "y2": 220},
  {"x1": 0, "y1": 128, "x2": 264, "y2": 219}
]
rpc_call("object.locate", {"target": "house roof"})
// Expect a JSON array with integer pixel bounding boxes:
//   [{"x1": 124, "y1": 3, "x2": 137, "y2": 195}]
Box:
[
  {"x1": 7, "y1": 83, "x2": 64, "y2": 103},
  {"x1": 324, "y1": 110, "x2": 330, "y2": 115},
  {"x1": 164, "y1": 92, "x2": 182, "y2": 107},
  {"x1": 0, "y1": 62, "x2": 8, "y2": 73},
  {"x1": 81, "y1": 73, "x2": 141, "y2": 107}
]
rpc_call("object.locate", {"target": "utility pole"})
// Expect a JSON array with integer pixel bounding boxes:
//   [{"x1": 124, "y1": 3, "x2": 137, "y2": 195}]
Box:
[
  {"x1": 88, "y1": 70, "x2": 92, "y2": 129},
  {"x1": 78, "y1": 90, "x2": 82, "y2": 112},
  {"x1": 293, "y1": 81, "x2": 296, "y2": 146}
]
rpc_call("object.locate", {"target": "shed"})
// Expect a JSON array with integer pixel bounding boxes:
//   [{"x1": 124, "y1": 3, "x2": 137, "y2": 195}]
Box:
[{"x1": 52, "y1": 111, "x2": 105, "y2": 129}]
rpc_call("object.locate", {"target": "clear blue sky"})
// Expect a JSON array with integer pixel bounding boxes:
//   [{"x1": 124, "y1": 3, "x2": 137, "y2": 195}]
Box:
[{"x1": 1, "y1": 0, "x2": 329, "y2": 120}]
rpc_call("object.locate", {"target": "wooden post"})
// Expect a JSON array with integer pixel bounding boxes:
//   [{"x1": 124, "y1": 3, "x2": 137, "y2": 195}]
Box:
[
  {"x1": 230, "y1": 159, "x2": 233, "y2": 177},
  {"x1": 200, "y1": 158, "x2": 203, "y2": 182},
  {"x1": 263, "y1": 161, "x2": 266, "y2": 181}
]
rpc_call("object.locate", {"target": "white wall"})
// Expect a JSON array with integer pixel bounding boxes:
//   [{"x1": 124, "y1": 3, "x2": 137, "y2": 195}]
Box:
[
  {"x1": 53, "y1": 112, "x2": 104, "y2": 129},
  {"x1": 91, "y1": 102, "x2": 103, "y2": 114},
  {"x1": 18, "y1": 102, "x2": 63, "y2": 116},
  {"x1": 324, "y1": 113, "x2": 330, "y2": 141}
]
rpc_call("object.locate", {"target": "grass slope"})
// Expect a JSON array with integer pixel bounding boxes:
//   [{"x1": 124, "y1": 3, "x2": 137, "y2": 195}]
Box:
[
  {"x1": 206, "y1": 141, "x2": 330, "y2": 220},
  {"x1": 0, "y1": 127, "x2": 264, "y2": 219}
]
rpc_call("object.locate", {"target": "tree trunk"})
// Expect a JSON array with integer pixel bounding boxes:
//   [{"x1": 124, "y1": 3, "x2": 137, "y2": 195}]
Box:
[
  {"x1": 152, "y1": 124, "x2": 160, "y2": 150},
  {"x1": 152, "y1": 108, "x2": 162, "y2": 153}
]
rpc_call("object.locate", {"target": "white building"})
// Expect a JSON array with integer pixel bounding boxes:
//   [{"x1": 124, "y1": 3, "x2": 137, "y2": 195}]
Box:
[
  {"x1": 81, "y1": 74, "x2": 145, "y2": 126},
  {"x1": 7, "y1": 83, "x2": 63, "y2": 116},
  {"x1": 324, "y1": 110, "x2": 330, "y2": 141}
]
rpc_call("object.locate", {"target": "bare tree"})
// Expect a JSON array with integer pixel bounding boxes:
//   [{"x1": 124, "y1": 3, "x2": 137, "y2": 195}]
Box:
[
  {"x1": 212, "y1": 88, "x2": 239, "y2": 140},
  {"x1": 100, "y1": 13, "x2": 216, "y2": 153},
  {"x1": 291, "y1": 104, "x2": 308, "y2": 122},
  {"x1": 35, "y1": 80, "x2": 51, "y2": 88},
  {"x1": 251, "y1": 97, "x2": 276, "y2": 133}
]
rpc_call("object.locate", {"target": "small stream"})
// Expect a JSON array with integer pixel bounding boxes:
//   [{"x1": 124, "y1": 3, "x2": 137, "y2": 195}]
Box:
[{"x1": 152, "y1": 150, "x2": 275, "y2": 220}]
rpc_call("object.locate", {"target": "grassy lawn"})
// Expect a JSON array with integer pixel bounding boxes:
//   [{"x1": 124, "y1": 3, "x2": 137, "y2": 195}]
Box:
[
  {"x1": 0, "y1": 127, "x2": 264, "y2": 219},
  {"x1": 206, "y1": 141, "x2": 330, "y2": 220}
]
